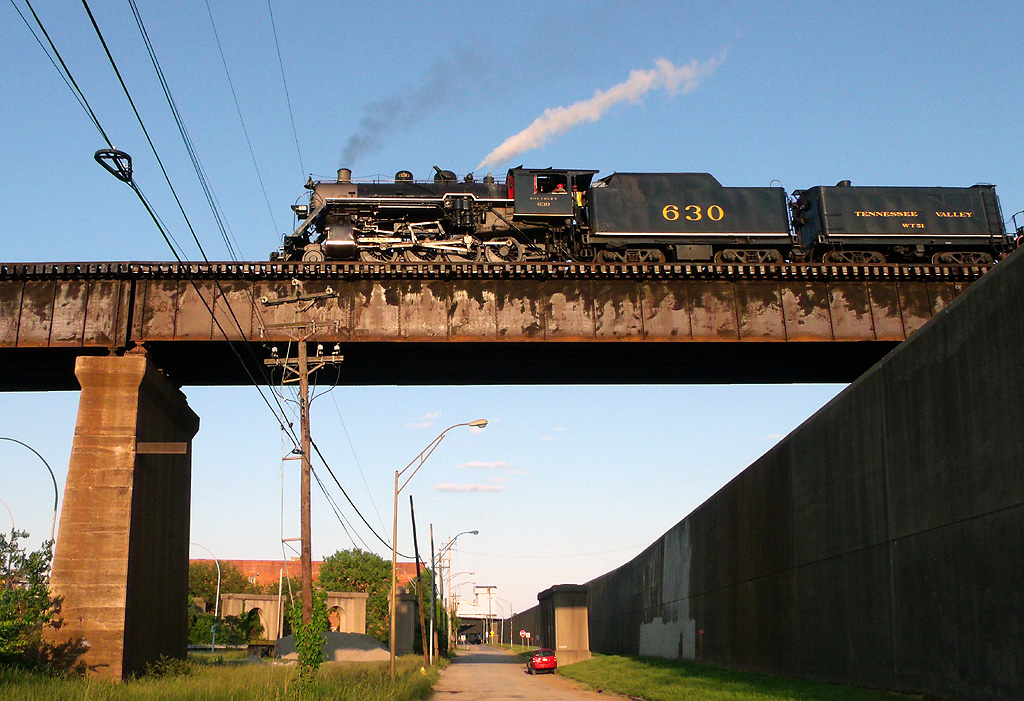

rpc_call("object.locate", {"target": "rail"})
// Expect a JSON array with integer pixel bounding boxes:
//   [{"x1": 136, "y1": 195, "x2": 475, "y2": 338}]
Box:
[{"x1": 0, "y1": 260, "x2": 995, "y2": 282}]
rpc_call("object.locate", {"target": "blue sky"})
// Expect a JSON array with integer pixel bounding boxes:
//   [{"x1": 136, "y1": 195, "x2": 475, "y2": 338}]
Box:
[{"x1": 1, "y1": 1, "x2": 1021, "y2": 612}]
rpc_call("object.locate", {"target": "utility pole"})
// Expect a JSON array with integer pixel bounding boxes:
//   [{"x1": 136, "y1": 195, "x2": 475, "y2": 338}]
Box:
[{"x1": 262, "y1": 282, "x2": 343, "y2": 625}]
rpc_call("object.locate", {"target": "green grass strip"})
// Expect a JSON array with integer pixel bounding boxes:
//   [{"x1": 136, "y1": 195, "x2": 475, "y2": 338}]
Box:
[
  {"x1": 557, "y1": 654, "x2": 932, "y2": 701},
  {"x1": 0, "y1": 655, "x2": 440, "y2": 701}
]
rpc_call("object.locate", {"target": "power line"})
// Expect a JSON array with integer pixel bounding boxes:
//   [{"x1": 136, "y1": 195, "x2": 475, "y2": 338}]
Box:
[
  {"x1": 126, "y1": 0, "x2": 243, "y2": 261},
  {"x1": 310, "y1": 436, "x2": 410, "y2": 558},
  {"x1": 70, "y1": 0, "x2": 303, "y2": 450},
  {"x1": 203, "y1": 0, "x2": 279, "y2": 234},
  {"x1": 265, "y1": 0, "x2": 304, "y2": 179},
  {"x1": 330, "y1": 391, "x2": 388, "y2": 535},
  {"x1": 18, "y1": 0, "x2": 113, "y2": 148}
]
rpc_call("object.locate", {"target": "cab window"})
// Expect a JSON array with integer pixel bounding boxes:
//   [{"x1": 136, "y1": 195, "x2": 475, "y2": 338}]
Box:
[{"x1": 534, "y1": 174, "x2": 568, "y2": 194}]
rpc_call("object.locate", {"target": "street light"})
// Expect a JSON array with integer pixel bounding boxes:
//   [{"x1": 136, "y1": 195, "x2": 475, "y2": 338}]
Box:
[
  {"x1": 437, "y1": 531, "x2": 480, "y2": 658},
  {"x1": 434, "y1": 564, "x2": 477, "y2": 663},
  {"x1": 494, "y1": 596, "x2": 514, "y2": 649},
  {"x1": 390, "y1": 420, "x2": 487, "y2": 678},
  {"x1": 0, "y1": 437, "x2": 59, "y2": 542},
  {"x1": 190, "y1": 543, "x2": 220, "y2": 653}
]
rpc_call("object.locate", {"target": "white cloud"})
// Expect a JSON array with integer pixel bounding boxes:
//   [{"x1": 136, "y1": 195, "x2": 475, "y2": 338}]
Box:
[
  {"x1": 406, "y1": 411, "x2": 442, "y2": 430},
  {"x1": 456, "y1": 460, "x2": 510, "y2": 470},
  {"x1": 431, "y1": 483, "x2": 507, "y2": 493},
  {"x1": 477, "y1": 55, "x2": 725, "y2": 169}
]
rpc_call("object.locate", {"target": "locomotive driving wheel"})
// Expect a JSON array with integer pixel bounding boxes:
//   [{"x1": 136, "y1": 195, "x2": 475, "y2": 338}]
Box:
[
  {"x1": 822, "y1": 250, "x2": 886, "y2": 264},
  {"x1": 930, "y1": 251, "x2": 994, "y2": 265},
  {"x1": 484, "y1": 238, "x2": 524, "y2": 263},
  {"x1": 403, "y1": 246, "x2": 443, "y2": 263},
  {"x1": 359, "y1": 247, "x2": 399, "y2": 263}
]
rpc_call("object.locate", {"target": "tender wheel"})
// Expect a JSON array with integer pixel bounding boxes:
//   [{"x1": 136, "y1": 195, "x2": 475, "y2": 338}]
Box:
[
  {"x1": 301, "y1": 245, "x2": 325, "y2": 262},
  {"x1": 485, "y1": 238, "x2": 524, "y2": 263},
  {"x1": 595, "y1": 248, "x2": 665, "y2": 264},
  {"x1": 822, "y1": 250, "x2": 885, "y2": 264},
  {"x1": 404, "y1": 247, "x2": 442, "y2": 263},
  {"x1": 359, "y1": 248, "x2": 399, "y2": 263},
  {"x1": 931, "y1": 251, "x2": 994, "y2": 265},
  {"x1": 714, "y1": 248, "x2": 781, "y2": 264}
]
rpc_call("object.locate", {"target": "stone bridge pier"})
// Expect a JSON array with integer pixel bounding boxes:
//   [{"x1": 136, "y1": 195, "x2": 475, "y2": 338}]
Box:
[{"x1": 47, "y1": 354, "x2": 199, "y2": 680}]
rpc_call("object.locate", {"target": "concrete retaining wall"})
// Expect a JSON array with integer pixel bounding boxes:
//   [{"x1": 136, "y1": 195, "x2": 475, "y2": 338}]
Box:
[{"x1": 587, "y1": 247, "x2": 1024, "y2": 699}]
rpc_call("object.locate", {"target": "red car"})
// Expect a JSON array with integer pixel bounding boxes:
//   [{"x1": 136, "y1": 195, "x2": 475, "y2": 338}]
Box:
[{"x1": 527, "y1": 648, "x2": 557, "y2": 674}]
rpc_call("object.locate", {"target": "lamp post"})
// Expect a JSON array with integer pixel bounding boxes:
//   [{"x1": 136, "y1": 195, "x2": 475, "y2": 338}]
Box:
[
  {"x1": 0, "y1": 498, "x2": 13, "y2": 588},
  {"x1": 494, "y1": 597, "x2": 514, "y2": 650},
  {"x1": 429, "y1": 528, "x2": 477, "y2": 664},
  {"x1": 190, "y1": 543, "x2": 221, "y2": 652},
  {"x1": 0, "y1": 437, "x2": 59, "y2": 542},
  {"x1": 449, "y1": 579, "x2": 477, "y2": 647},
  {"x1": 390, "y1": 420, "x2": 487, "y2": 678}
]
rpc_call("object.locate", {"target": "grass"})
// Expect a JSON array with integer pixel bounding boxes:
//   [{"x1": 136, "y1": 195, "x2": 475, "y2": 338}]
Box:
[
  {"x1": 0, "y1": 655, "x2": 439, "y2": 701},
  {"x1": 188, "y1": 649, "x2": 252, "y2": 663},
  {"x1": 556, "y1": 654, "x2": 931, "y2": 701}
]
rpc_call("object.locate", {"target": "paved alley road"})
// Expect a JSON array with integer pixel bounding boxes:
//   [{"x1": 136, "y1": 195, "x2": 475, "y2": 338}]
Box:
[{"x1": 432, "y1": 645, "x2": 621, "y2": 700}]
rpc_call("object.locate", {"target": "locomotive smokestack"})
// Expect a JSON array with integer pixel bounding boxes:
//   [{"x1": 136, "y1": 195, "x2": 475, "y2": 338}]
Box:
[{"x1": 337, "y1": 168, "x2": 352, "y2": 183}]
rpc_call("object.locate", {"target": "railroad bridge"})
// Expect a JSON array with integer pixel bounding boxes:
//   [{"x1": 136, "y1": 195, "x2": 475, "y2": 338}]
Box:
[
  {"x1": 0, "y1": 261, "x2": 988, "y2": 388},
  {"x1": 0, "y1": 258, "x2": 1015, "y2": 690}
]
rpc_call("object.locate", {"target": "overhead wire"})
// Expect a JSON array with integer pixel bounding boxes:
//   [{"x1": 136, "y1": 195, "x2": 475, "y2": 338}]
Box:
[
  {"x1": 72, "y1": 0, "x2": 302, "y2": 450},
  {"x1": 265, "y1": 0, "x2": 304, "y2": 179},
  {"x1": 310, "y1": 466, "x2": 363, "y2": 551},
  {"x1": 27, "y1": 0, "x2": 389, "y2": 561},
  {"x1": 18, "y1": 0, "x2": 113, "y2": 148},
  {"x1": 11, "y1": 0, "x2": 108, "y2": 143},
  {"x1": 310, "y1": 436, "x2": 410, "y2": 558},
  {"x1": 202, "y1": 0, "x2": 279, "y2": 234},
  {"x1": 330, "y1": 391, "x2": 388, "y2": 535},
  {"x1": 126, "y1": 0, "x2": 242, "y2": 261}
]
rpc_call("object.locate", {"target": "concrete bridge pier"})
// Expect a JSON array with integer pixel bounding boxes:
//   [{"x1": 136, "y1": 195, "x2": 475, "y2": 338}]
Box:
[{"x1": 47, "y1": 354, "x2": 199, "y2": 680}]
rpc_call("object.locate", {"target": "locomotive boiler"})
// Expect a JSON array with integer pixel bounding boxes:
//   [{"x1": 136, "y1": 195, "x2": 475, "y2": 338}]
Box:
[{"x1": 275, "y1": 166, "x2": 1015, "y2": 265}]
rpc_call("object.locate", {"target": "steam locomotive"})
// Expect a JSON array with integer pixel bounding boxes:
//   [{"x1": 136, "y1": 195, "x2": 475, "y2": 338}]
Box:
[{"x1": 274, "y1": 166, "x2": 1017, "y2": 265}]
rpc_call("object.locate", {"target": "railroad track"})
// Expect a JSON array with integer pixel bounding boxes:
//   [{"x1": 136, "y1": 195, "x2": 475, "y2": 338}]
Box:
[{"x1": 0, "y1": 260, "x2": 995, "y2": 282}]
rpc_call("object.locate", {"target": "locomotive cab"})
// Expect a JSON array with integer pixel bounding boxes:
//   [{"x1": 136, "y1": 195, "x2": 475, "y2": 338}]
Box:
[{"x1": 508, "y1": 168, "x2": 597, "y2": 218}]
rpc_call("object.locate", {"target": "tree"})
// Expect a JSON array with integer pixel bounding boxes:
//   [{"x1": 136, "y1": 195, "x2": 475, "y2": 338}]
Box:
[
  {"x1": 188, "y1": 561, "x2": 263, "y2": 609},
  {"x1": 316, "y1": 548, "x2": 391, "y2": 643},
  {"x1": 0, "y1": 530, "x2": 61, "y2": 666}
]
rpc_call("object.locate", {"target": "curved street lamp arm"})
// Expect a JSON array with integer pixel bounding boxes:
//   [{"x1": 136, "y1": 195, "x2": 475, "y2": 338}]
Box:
[
  {"x1": 0, "y1": 437, "x2": 59, "y2": 542},
  {"x1": 395, "y1": 421, "x2": 483, "y2": 491}
]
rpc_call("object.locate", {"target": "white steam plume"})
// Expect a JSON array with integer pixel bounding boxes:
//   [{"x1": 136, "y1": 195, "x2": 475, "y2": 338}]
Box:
[{"x1": 476, "y1": 56, "x2": 724, "y2": 170}]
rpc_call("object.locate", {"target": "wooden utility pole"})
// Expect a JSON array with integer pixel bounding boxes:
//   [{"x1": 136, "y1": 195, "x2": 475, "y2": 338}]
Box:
[
  {"x1": 297, "y1": 338, "x2": 312, "y2": 624},
  {"x1": 262, "y1": 284, "x2": 343, "y2": 626}
]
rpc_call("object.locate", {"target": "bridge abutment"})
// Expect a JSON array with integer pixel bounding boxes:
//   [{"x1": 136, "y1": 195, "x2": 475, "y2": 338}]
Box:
[{"x1": 48, "y1": 354, "x2": 198, "y2": 680}]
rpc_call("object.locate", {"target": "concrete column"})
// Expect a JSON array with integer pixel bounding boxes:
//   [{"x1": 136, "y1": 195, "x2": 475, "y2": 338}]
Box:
[
  {"x1": 394, "y1": 590, "x2": 419, "y2": 655},
  {"x1": 538, "y1": 584, "x2": 591, "y2": 665},
  {"x1": 48, "y1": 354, "x2": 199, "y2": 680}
]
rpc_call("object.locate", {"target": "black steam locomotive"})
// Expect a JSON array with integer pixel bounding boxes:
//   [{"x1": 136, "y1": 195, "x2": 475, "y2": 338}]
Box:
[{"x1": 274, "y1": 166, "x2": 1017, "y2": 265}]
